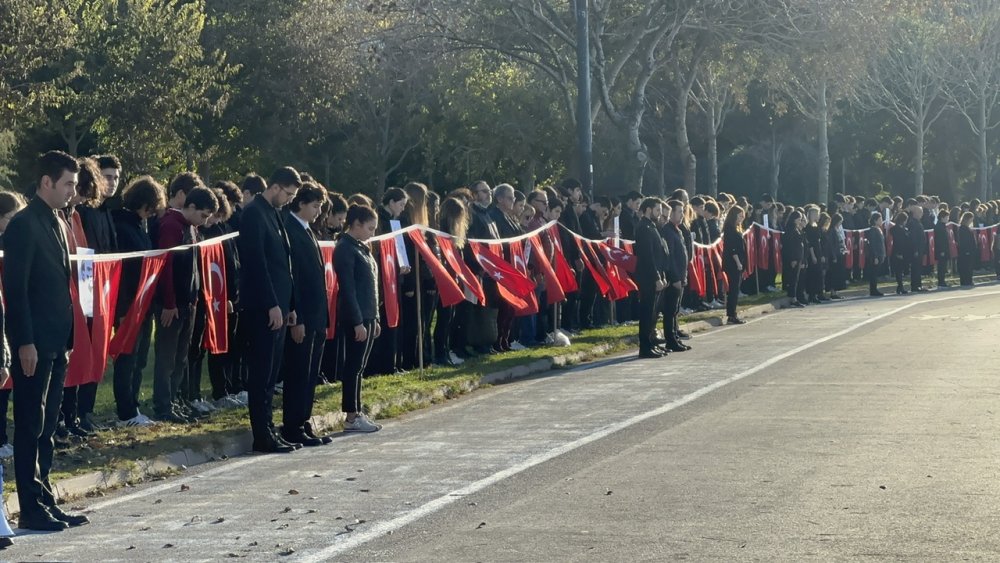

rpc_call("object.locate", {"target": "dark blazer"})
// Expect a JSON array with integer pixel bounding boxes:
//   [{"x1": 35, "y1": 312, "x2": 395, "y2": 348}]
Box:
[
  {"x1": 284, "y1": 211, "x2": 328, "y2": 332},
  {"x1": 933, "y1": 222, "x2": 950, "y2": 260},
  {"x1": 906, "y1": 217, "x2": 925, "y2": 258},
  {"x1": 335, "y1": 233, "x2": 379, "y2": 327},
  {"x1": 579, "y1": 209, "x2": 603, "y2": 240},
  {"x1": 2, "y1": 196, "x2": 74, "y2": 352},
  {"x1": 866, "y1": 227, "x2": 886, "y2": 263},
  {"x1": 958, "y1": 225, "x2": 977, "y2": 257},
  {"x1": 238, "y1": 194, "x2": 294, "y2": 314},
  {"x1": 112, "y1": 208, "x2": 153, "y2": 319},
  {"x1": 782, "y1": 228, "x2": 805, "y2": 265},
  {"x1": 489, "y1": 205, "x2": 522, "y2": 239},
  {"x1": 619, "y1": 208, "x2": 638, "y2": 240},
  {"x1": 76, "y1": 204, "x2": 118, "y2": 253},
  {"x1": 890, "y1": 223, "x2": 910, "y2": 261},
  {"x1": 558, "y1": 204, "x2": 581, "y2": 263},
  {"x1": 634, "y1": 217, "x2": 667, "y2": 288},
  {"x1": 723, "y1": 228, "x2": 747, "y2": 271},
  {"x1": 661, "y1": 223, "x2": 688, "y2": 284}
]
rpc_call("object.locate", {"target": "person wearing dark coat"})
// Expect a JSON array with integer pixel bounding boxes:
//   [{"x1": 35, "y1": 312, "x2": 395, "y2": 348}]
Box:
[
  {"x1": 111, "y1": 177, "x2": 165, "y2": 426},
  {"x1": 782, "y1": 210, "x2": 807, "y2": 307},
  {"x1": 660, "y1": 201, "x2": 691, "y2": 351},
  {"x1": 890, "y1": 212, "x2": 911, "y2": 294},
  {"x1": 933, "y1": 209, "x2": 951, "y2": 288},
  {"x1": 335, "y1": 205, "x2": 383, "y2": 433},
  {"x1": 722, "y1": 207, "x2": 748, "y2": 323},
  {"x1": 905, "y1": 206, "x2": 928, "y2": 292},
  {"x1": 279, "y1": 184, "x2": 331, "y2": 447},
  {"x1": 237, "y1": 168, "x2": 300, "y2": 453},
  {"x1": 803, "y1": 206, "x2": 827, "y2": 303},
  {"x1": 865, "y1": 213, "x2": 887, "y2": 297},
  {"x1": 4, "y1": 151, "x2": 90, "y2": 530},
  {"x1": 557, "y1": 179, "x2": 584, "y2": 333},
  {"x1": 578, "y1": 197, "x2": 608, "y2": 330},
  {"x1": 634, "y1": 199, "x2": 668, "y2": 358},
  {"x1": 370, "y1": 188, "x2": 408, "y2": 374},
  {"x1": 957, "y1": 212, "x2": 977, "y2": 286}
]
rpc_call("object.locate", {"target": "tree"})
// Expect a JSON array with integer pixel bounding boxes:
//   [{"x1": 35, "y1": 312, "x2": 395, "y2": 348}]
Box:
[
  {"x1": 691, "y1": 51, "x2": 747, "y2": 196},
  {"x1": 855, "y1": 12, "x2": 949, "y2": 196},
  {"x1": 941, "y1": 0, "x2": 1000, "y2": 200}
]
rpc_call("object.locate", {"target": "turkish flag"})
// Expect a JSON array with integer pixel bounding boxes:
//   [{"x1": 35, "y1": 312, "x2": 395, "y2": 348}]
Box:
[
  {"x1": 548, "y1": 224, "x2": 579, "y2": 293},
  {"x1": 772, "y1": 231, "x2": 782, "y2": 275},
  {"x1": 757, "y1": 228, "x2": 770, "y2": 270},
  {"x1": 65, "y1": 276, "x2": 94, "y2": 388},
  {"x1": 925, "y1": 232, "x2": 936, "y2": 266},
  {"x1": 845, "y1": 231, "x2": 855, "y2": 270},
  {"x1": 407, "y1": 231, "x2": 465, "y2": 307},
  {"x1": 320, "y1": 246, "x2": 338, "y2": 340},
  {"x1": 469, "y1": 242, "x2": 535, "y2": 298},
  {"x1": 509, "y1": 240, "x2": 539, "y2": 315},
  {"x1": 574, "y1": 237, "x2": 612, "y2": 296},
  {"x1": 110, "y1": 254, "x2": 166, "y2": 358},
  {"x1": 379, "y1": 238, "x2": 400, "y2": 328},
  {"x1": 743, "y1": 229, "x2": 756, "y2": 278},
  {"x1": 597, "y1": 241, "x2": 637, "y2": 273},
  {"x1": 200, "y1": 242, "x2": 229, "y2": 353},
  {"x1": 978, "y1": 229, "x2": 991, "y2": 262},
  {"x1": 528, "y1": 234, "x2": 565, "y2": 305},
  {"x1": 87, "y1": 260, "x2": 121, "y2": 383},
  {"x1": 947, "y1": 224, "x2": 958, "y2": 258},
  {"x1": 437, "y1": 236, "x2": 485, "y2": 305},
  {"x1": 689, "y1": 250, "x2": 707, "y2": 297}
]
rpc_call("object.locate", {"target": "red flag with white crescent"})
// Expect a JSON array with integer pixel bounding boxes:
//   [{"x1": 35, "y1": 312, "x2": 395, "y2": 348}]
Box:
[
  {"x1": 845, "y1": 231, "x2": 855, "y2": 270},
  {"x1": 509, "y1": 240, "x2": 539, "y2": 316},
  {"x1": 689, "y1": 250, "x2": 707, "y2": 297},
  {"x1": 379, "y1": 238, "x2": 400, "y2": 328},
  {"x1": 548, "y1": 224, "x2": 579, "y2": 293},
  {"x1": 110, "y1": 254, "x2": 167, "y2": 358},
  {"x1": 469, "y1": 241, "x2": 535, "y2": 300},
  {"x1": 528, "y1": 234, "x2": 565, "y2": 305},
  {"x1": 743, "y1": 229, "x2": 756, "y2": 278},
  {"x1": 757, "y1": 227, "x2": 770, "y2": 270},
  {"x1": 65, "y1": 275, "x2": 94, "y2": 388},
  {"x1": 573, "y1": 237, "x2": 613, "y2": 296},
  {"x1": 772, "y1": 231, "x2": 782, "y2": 274},
  {"x1": 407, "y1": 231, "x2": 465, "y2": 307},
  {"x1": 437, "y1": 236, "x2": 485, "y2": 305},
  {"x1": 598, "y1": 241, "x2": 637, "y2": 273},
  {"x1": 947, "y1": 224, "x2": 958, "y2": 258},
  {"x1": 200, "y1": 242, "x2": 229, "y2": 353},
  {"x1": 320, "y1": 246, "x2": 338, "y2": 340},
  {"x1": 87, "y1": 260, "x2": 121, "y2": 383}
]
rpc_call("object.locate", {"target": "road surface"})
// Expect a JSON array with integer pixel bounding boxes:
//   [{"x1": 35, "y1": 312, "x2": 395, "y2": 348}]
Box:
[{"x1": 8, "y1": 287, "x2": 1000, "y2": 561}]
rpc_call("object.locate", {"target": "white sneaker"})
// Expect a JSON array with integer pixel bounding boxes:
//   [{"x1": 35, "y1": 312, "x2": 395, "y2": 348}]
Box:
[
  {"x1": 766, "y1": 285, "x2": 777, "y2": 292},
  {"x1": 739, "y1": 292, "x2": 748, "y2": 298},
  {"x1": 119, "y1": 414, "x2": 156, "y2": 428},
  {"x1": 215, "y1": 395, "x2": 241, "y2": 409},
  {"x1": 680, "y1": 307, "x2": 693, "y2": 315},
  {"x1": 344, "y1": 415, "x2": 381, "y2": 433},
  {"x1": 192, "y1": 399, "x2": 216, "y2": 414},
  {"x1": 134, "y1": 413, "x2": 156, "y2": 425},
  {"x1": 0, "y1": 443, "x2": 13, "y2": 458},
  {"x1": 448, "y1": 352, "x2": 465, "y2": 365},
  {"x1": 509, "y1": 341, "x2": 527, "y2": 351},
  {"x1": 235, "y1": 391, "x2": 249, "y2": 406}
]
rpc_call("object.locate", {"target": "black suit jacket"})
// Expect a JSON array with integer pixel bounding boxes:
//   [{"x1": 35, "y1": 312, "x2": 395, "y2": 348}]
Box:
[
  {"x1": 3, "y1": 196, "x2": 74, "y2": 352},
  {"x1": 284, "y1": 211, "x2": 328, "y2": 332},
  {"x1": 237, "y1": 194, "x2": 294, "y2": 314},
  {"x1": 634, "y1": 217, "x2": 667, "y2": 288}
]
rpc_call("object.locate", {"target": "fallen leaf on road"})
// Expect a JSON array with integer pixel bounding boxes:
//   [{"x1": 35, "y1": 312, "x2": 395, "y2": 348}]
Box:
[
  {"x1": 279, "y1": 548, "x2": 296, "y2": 556},
  {"x1": 879, "y1": 485, "x2": 887, "y2": 490},
  {"x1": 306, "y1": 509, "x2": 317, "y2": 514},
  {"x1": 312, "y1": 474, "x2": 322, "y2": 478},
  {"x1": 226, "y1": 553, "x2": 244, "y2": 558},
  {"x1": 476, "y1": 522, "x2": 487, "y2": 529},
  {"x1": 281, "y1": 507, "x2": 292, "y2": 513},
  {"x1": 605, "y1": 490, "x2": 613, "y2": 496},
  {"x1": 247, "y1": 541, "x2": 258, "y2": 547},
  {"x1": 346, "y1": 477, "x2": 357, "y2": 481},
  {"x1": 180, "y1": 484, "x2": 190, "y2": 492},
  {"x1": 288, "y1": 489, "x2": 299, "y2": 495},
  {"x1": 126, "y1": 546, "x2": 135, "y2": 551},
  {"x1": 163, "y1": 544, "x2": 175, "y2": 549},
  {"x1": 139, "y1": 526, "x2": 151, "y2": 532},
  {"x1": 360, "y1": 489, "x2": 370, "y2": 493},
  {"x1": 153, "y1": 499, "x2": 162, "y2": 504},
  {"x1": 468, "y1": 502, "x2": 477, "y2": 506},
  {"x1": 212, "y1": 517, "x2": 225, "y2": 524}
]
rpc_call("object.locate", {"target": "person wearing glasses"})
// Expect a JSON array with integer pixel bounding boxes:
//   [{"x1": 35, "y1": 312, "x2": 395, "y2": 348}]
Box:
[{"x1": 238, "y1": 167, "x2": 302, "y2": 453}]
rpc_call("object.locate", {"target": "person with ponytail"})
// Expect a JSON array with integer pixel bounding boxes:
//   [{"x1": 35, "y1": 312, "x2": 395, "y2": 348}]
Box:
[{"x1": 722, "y1": 206, "x2": 748, "y2": 324}]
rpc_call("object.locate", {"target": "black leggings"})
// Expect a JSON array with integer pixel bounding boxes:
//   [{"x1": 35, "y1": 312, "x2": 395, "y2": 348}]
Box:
[
  {"x1": 341, "y1": 320, "x2": 376, "y2": 414},
  {"x1": 725, "y1": 265, "x2": 740, "y2": 318}
]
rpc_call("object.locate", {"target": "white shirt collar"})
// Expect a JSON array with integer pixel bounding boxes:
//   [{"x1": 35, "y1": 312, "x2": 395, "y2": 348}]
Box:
[{"x1": 291, "y1": 212, "x2": 311, "y2": 231}]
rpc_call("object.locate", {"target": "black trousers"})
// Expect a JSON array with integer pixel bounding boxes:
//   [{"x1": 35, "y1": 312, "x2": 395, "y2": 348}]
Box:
[
  {"x1": 12, "y1": 348, "x2": 68, "y2": 515},
  {"x1": 936, "y1": 259, "x2": 947, "y2": 286},
  {"x1": 433, "y1": 304, "x2": 454, "y2": 362},
  {"x1": 341, "y1": 320, "x2": 376, "y2": 413},
  {"x1": 958, "y1": 255, "x2": 974, "y2": 285},
  {"x1": 891, "y1": 257, "x2": 907, "y2": 290},
  {"x1": 0, "y1": 389, "x2": 9, "y2": 444},
  {"x1": 281, "y1": 329, "x2": 325, "y2": 434},
  {"x1": 910, "y1": 255, "x2": 923, "y2": 290},
  {"x1": 579, "y1": 272, "x2": 598, "y2": 329},
  {"x1": 661, "y1": 284, "x2": 683, "y2": 346},
  {"x1": 866, "y1": 260, "x2": 881, "y2": 293},
  {"x1": 206, "y1": 311, "x2": 239, "y2": 400},
  {"x1": 185, "y1": 300, "x2": 208, "y2": 401},
  {"x1": 637, "y1": 283, "x2": 660, "y2": 353},
  {"x1": 725, "y1": 265, "x2": 741, "y2": 318},
  {"x1": 398, "y1": 292, "x2": 419, "y2": 370},
  {"x1": 152, "y1": 304, "x2": 195, "y2": 417},
  {"x1": 243, "y1": 308, "x2": 287, "y2": 442},
  {"x1": 113, "y1": 312, "x2": 153, "y2": 420}
]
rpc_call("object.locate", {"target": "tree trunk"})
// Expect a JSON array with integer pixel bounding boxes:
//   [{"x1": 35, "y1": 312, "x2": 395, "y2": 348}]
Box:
[
  {"x1": 62, "y1": 120, "x2": 80, "y2": 157},
  {"x1": 675, "y1": 80, "x2": 696, "y2": 193},
  {"x1": 519, "y1": 158, "x2": 537, "y2": 192},
  {"x1": 816, "y1": 78, "x2": 830, "y2": 205},
  {"x1": 914, "y1": 126, "x2": 925, "y2": 196},
  {"x1": 657, "y1": 131, "x2": 667, "y2": 196},
  {"x1": 979, "y1": 97, "x2": 990, "y2": 200},
  {"x1": 770, "y1": 125, "x2": 780, "y2": 199},
  {"x1": 624, "y1": 117, "x2": 646, "y2": 192},
  {"x1": 706, "y1": 102, "x2": 718, "y2": 197}
]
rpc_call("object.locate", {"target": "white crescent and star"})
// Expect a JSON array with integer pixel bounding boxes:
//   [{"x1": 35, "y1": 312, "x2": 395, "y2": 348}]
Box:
[{"x1": 209, "y1": 262, "x2": 224, "y2": 313}]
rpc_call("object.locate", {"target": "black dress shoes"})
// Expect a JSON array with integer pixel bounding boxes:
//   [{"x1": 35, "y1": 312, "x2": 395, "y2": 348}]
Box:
[
  {"x1": 252, "y1": 436, "x2": 295, "y2": 454},
  {"x1": 303, "y1": 423, "x2": 334, "y2": 445},
  {"x1": 47, "y1": 504, "x2": 89, "y2": 527},
  {"x1": 273, "y1": 433, "x2": 302, "y2": 450},
  {"x1": 282, "y1": 431, "x2": 323, "y2": 448},
  {"x1": 638, "y1": 349, "x2": 664, "y2": 359},
  {"x1": 0, "y1": 536, "x2": 12, "y2": 549},
  {"x1": 19, "y1": 509, "x2": 68, "y2": 532},
  {"x1": 667, "y1": 342, "x2": 691, "y2": 352}
]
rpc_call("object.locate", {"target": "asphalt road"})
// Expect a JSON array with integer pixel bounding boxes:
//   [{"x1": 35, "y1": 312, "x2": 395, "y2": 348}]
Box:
[{"x1": 7, "y1": 287, "x2": 1000, "y2": 562}]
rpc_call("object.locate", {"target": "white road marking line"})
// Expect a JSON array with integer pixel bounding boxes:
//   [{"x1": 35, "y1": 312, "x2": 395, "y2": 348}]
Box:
[{"x1": 299, "y1": 290, "x2": 1000, "y2": 562}]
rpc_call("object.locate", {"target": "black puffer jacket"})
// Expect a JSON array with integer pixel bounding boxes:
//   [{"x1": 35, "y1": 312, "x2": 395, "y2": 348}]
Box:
[{"x1": 335, "y1": 233, "x2": 380, "y2": 327}]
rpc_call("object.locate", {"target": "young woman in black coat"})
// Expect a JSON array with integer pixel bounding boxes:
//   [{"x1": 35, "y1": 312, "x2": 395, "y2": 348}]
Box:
[
  {"x1": 889, "y1": 212, "x2": 911, "y2": 294},
  {"x1": 722, "y1": 206, "x2": 748, "y2": 324},
  {"x1": 957, "y1": 211, "x2": 977, "y2": 287},
  {"x1": 782, "y1": 210, "x2": 807, "y2": 307},
  {"x1": 865, "y1": 212, "x2": 886, "y2": 297},
  {"x1": 336, "y1": 204, "x2": 383, "y2": 433}
]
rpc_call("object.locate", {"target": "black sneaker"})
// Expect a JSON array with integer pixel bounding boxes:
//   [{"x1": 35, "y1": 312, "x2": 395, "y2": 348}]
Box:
[{"x1": 47, "y1": 504, "x2": 89, "y2": 527}]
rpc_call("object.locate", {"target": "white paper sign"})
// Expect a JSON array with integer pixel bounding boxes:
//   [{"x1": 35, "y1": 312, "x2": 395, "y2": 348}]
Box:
[
  {"x1": 613, "y1": 216, "x2": 621, "y2": 247},
  {"x1": 763, "y1": 215, "x2": 770, "y2": 230},
  {"x1": 884, "y1": 209, "x2": 891, "y2": 223},
  {"x1": 389, "y1": 220, "x2": 410, "y2": 269},
  {"x1": 77, "y1": 247, "x2": 95, "y2": 318}
]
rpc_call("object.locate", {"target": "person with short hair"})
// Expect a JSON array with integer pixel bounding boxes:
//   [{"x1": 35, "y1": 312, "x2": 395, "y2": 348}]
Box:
[
  {"x1": 336, "y1": 204, "x2": 383, "y2": 433},
  {"x1": 635, "y1": 198, "x2": 668, "y2": 358},
  {"x1": 5, "y1": 151, "x2": 90, "y2": 530},
  {"x1": 151, "y1": 183, "x2": 218, "y2": 423},
  {"x1": 238, "y1": 167, "x2": 301, "y2": 453},
  {"x1": 866, "y1": 212, "x2": 886, "y2": 297},
  {"x1": 280, "y1": 182, "x2": 331, "y2": 447},
  {"x1": 934, "y1": 209, "x2": 951, "y2": 288},
  {"x1": 890, "y1": 212, "x2": 911, "y2": 295},
  {"x1": 957, "y1": 212, "x2": 977, "y2": 286},
  {"x1": 111, "y1": 176, "x2": 167, "y2": 427}
]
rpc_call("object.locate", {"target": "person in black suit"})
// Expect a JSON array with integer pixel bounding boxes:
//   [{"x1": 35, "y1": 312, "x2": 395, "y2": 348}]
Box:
[
  {"x1": 957, "y1": 211, "x2": 977, "y2": 286},
  {"x1": 905, "y1": 202, "x2": 928, "y2": 292},
  {"x1": 782, "y1": 210, "x2": 807, "y2": 307},
  {"x1": 722, "y1": 206, "x2": 748, "y2": 324},
  {"x1": 578, "y1": 196, "x2": 609, "y2": 330},
  {"x1": 557, "y1": 179, "x2": 584, "y2": 333},
  {"x1": 933, "y1": 209, "x2": 951, "y2": 288},
  {"x1": 634, "y1": 198, "x2": 668, "y2": 358},
  {"x1": 280, "y1": 183, "x2": 331, "y2": 447},
  {"x1": 890, "y1": 212, "x2": 911, "y2": 295},
  {"x1": 865, "y1": 212, "x2": 886, "y2": 297},
  {"x1": 111, "y1": 177, "x2": 166, "y2": 426},
  {"x1": 238, "y1": 167, "x2": 301, "y2": 453},
  {"x1": 335, "y1": 204, "x2": 383, "y2": 433},
  {"x1": 4, "y1": 151, "x2": 89, "y2": 530},
  {"x1": 661, "y1": 200, "x2": 691, "y2": 352}
]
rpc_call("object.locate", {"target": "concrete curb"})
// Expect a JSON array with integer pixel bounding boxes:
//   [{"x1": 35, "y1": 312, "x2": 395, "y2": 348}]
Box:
[{"x1": 7, "y1": 296, "x2": 790, "y2": 516}]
